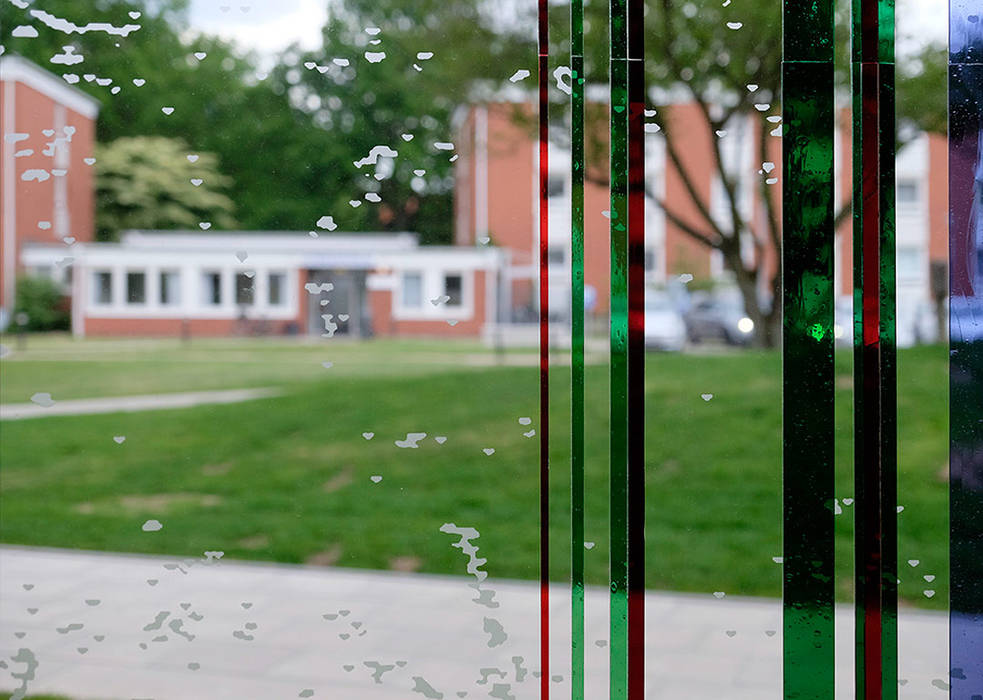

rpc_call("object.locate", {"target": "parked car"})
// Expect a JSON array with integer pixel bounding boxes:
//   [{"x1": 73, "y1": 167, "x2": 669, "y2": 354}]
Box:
[
  {"x1": 683, "y1": 290, "x2": 756, "y2": 345},
  {"x1": 951, "y1": 295, "x2": 983, "y2": 343},
  {"x1": 836, "y1": 295, "x2": 943, "y2": 348},
  {"x1": 645, "y1": 290, "x2": 687, "y2": 351}
]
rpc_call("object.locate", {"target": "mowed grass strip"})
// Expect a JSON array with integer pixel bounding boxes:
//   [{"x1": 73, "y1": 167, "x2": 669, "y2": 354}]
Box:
[{"x1": 0, "y1": 346, "x2": 948, "y2": 607}]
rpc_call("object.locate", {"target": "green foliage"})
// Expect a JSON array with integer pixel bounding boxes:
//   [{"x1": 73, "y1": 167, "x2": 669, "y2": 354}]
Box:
[
  {"x1": 0, "y1": 0, "x2": 531, "y2": 241},
  {"x1": 897, "y1": 43, "x2": 948, "y2": 136},
  {"x1": 13, "y1": 276, "x2": 70, "y2": 331},
  {"x1": 95, "y1": 136, "x2": 235, "y2": 240},
  {"x1": 270, "y1": 0, "x2": 532, "y2": 243},
  {"x1": 0, "y1": 0, "x2": 947, "y2": 247}
]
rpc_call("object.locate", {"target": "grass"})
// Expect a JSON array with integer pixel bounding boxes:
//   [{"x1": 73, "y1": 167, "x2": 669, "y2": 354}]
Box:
[
  {"x1": 0, "y1": 334, "x2": 531, "y2": 403},
  {"x1": 0, "y1": 337, "x2": 948, "y2": 608}
]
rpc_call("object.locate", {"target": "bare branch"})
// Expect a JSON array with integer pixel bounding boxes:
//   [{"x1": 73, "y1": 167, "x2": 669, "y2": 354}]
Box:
[{"x1": 648, "y1": 189, "x2": 720, "y2": 249}]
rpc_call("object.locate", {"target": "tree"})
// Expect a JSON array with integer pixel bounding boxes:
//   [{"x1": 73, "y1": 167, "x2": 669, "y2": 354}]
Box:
[
  {"x1": 1, "y1": 0, "x2": 346, "y2": 231},
  {"x1": 564, "y1": 0, "x2": 948, "y2": 347},
  {"x1": 95, "y1": 136, "x2": 235, "y2": 239},
  {"x1": 269, "y1": 0, "x2": 533, "y2": 243},
  {"x1": 0, "y1": 0, "x2": 533, "y2": 240}
]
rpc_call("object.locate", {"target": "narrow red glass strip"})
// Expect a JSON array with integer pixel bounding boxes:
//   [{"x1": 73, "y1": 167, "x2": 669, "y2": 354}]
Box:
[
  {"x1": 625, "y1": 0, "x2": 645, "y2": 694},
  {"x1": 537, "y1": 0, "x2": 550, "y2": 696},
  {"x1": 858, "y1": 60, "x2": 883, "y2": 700}
]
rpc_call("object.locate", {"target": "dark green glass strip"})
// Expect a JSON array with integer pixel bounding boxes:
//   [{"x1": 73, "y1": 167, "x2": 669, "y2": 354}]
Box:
[
  {"x1": 781, "y1": 2, "x2": 835, "y2": 692},
  {"x1": 877, "y1": 61, "x2": 898, "y2": 700},
  {"x1": 784, "y1": 1, "x2": 834, "y2": 62},
  {"x1": 609, "y1": 0, "x2": 628, "y2": 693},
  {"x1": 570, "y1": 0, "x2": 585, "y2": 697}
]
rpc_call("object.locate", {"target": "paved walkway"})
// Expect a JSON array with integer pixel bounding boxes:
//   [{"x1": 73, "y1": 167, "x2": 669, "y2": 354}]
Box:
[
  {"x1": 0, "y1": 546, "x2": 950, "y2": 699},
  {"x1": 0, "y1": 388, "x2": 282, "y2": 421}
]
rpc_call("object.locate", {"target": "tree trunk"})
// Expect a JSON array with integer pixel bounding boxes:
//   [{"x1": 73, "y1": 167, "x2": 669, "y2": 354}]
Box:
[{"x1": 721, "y1": 242, "x2": 782, "y2": 349}]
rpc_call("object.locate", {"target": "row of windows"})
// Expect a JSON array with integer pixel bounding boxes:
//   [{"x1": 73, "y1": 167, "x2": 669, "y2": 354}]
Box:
[
  {"x1": 401, "y1": 271, "x2": 463, "y2": 308},
  {"x1": 92, "y1": 270, "x2": 287, "y2": 308}
]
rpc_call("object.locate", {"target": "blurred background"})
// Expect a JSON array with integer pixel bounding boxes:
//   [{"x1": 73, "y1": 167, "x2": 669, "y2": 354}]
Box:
[{"x1": 0, "y1": 0, "x2": 952, "y2": 697}]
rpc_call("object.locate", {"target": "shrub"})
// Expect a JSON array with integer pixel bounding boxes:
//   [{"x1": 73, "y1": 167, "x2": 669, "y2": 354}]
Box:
[{"x1": 14, "y1": 275, "x2": 70, "y2": 331}]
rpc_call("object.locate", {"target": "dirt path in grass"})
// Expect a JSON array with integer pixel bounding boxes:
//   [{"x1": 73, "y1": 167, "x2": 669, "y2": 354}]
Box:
[{"x1": 0, "y1": 387, "x2": 282, "y2": 421}]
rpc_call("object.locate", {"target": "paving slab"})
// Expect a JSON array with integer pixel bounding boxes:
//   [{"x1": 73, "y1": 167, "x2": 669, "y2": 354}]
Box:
[{"x1": 0, "y1": 546, "x2": 948, "y2": 699}]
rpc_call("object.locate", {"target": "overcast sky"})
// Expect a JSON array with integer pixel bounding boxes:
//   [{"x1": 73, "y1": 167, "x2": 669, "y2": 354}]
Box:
[{"x1": 187, "y1": 0, "x2": 949, "y2": 58}]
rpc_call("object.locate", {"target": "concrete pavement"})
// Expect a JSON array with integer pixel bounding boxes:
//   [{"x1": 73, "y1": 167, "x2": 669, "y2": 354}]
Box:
[{"x1": 0, "y1": 546, "x2": 949, "y2": 699}]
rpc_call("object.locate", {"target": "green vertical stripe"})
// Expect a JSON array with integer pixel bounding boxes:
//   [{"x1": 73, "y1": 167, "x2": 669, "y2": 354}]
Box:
[
  {"x1": 570, "y1": 0, "x2": 585, "y2": 698},
  {"x1": 609, "y1": 0, "x2": 628, "y2": 691},
  {"x1": 781, "y1": 60, "x2": 836, "y2": 700},
  {"x1": 782, "y1": 1, "x2": 836, "y2": 694},
  {"x1": 878, "y1": 63, "x2": 898, "y2": 700}
]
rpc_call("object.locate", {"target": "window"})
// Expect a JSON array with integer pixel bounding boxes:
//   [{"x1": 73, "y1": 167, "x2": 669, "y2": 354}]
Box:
[
  {"x1": 547, "y1": 175, "x2": 565, "y2": 197},
  {"x1": 443, "y1": 273, "x2": 463, "y2": 307},
  {"x1": 236, "y1": 272, "x2": 255, "y2": 305},
  {"x1": 160, "y1": 271, "x2": 180, "y2": 306},
  {"x1": 202, "y1": 271, "x2": 222, "y2": 306},
  {"x1": 402, "y1": 271, "x2": 423, "y2": 308},
  {"x1": 898, "y1": 180, "x2": 919, "y2": 207},
  {"x1": 93, "y1": 271, "x2": 112, "y2": 305},
  {"x1": 126, "y1": 272, "x2": 146, "y2": 304},
  {"x1": 897, "y1": 246, "x2": 923, "y2": 281},
  {"x1": 268, "y1": 272, "x2": 286, "y2": 306}
]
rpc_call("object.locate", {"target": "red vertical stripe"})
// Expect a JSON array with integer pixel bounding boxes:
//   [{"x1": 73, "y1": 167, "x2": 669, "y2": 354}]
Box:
[
  {"x1": 859, "y1": 60, "x2": 883, "y2": 700},
  {"x1": 626, "y1": 1, "x2": 645, "y2": 697}
]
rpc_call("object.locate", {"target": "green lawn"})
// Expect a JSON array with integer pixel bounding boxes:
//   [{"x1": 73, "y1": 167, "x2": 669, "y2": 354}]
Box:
[
  {"x1": 0, "y1": 337, "x2": 948, "y2": 608},
  {"x1": 0, "y1": 334, "x2": 533, "y2": 403}
]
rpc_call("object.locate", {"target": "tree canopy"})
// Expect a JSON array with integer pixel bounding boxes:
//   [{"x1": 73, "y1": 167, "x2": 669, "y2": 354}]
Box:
[
  {"x1": 1, "y1": 0, "x2": 947, "y2": 259},
  {"x1": 95, "y1": 136, "x2": 235, "y2": 239}
]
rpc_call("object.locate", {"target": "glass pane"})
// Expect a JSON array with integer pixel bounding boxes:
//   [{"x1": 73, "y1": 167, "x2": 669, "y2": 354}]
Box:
[
  {"x1": 401, "y1": 271, "x2": 423, "y2": 308},
  {"x1": 443, "y1": 274, "x2": 463, "y2": 307},
  {"x1": 268, "y1": 272, "x2": 285, "y2": 306},
  {"x1": 202, "y1": 271, "x2": 222, "y2": 306},
  {"x1": 159, "y1": 271, "x2": 180, "y2": 306},
  {"x1": 235, "y1": 272, "x2": 254, "y2": 306},
  {"x1": 94, "y1": 271, "x2": 112, "y2": 305},
  {"x1": 126, "y1": 272, "x2": 146, "y2": 304}
]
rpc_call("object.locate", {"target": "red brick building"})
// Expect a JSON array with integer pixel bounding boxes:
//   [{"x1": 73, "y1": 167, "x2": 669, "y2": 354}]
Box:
[
  {"x1": 453, "y1": 101, "x2": 949, "y2": 344},
  {"x1": 1, "y1": 54, "x2": 100, "y2": 327},
  {"x1": 5, "y1": 56, "x2": 950, "y2": 344}
]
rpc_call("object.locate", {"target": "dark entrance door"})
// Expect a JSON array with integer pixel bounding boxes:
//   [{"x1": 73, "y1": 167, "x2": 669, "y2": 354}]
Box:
[{"x1": 305, "y1": 269, "x2": 366, "y2": 337}]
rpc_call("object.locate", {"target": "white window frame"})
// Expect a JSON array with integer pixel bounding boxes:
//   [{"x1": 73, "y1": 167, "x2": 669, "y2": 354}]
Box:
[
  {"x1": 266, "y1": 270, "x2": 287, "y2": 308},
  {"x1": 201, "y1": 270, "x2": 224, "y2": 307},
  {"x1": 393, "y1": 268, "x2": 474, "y2": 321},
  {"x1": 158, "y1": 269, "x2": 181, "y2": 307},
  {"x1": 397, "y1": 270, "x2": 425, "y2": 312},
  {"x1": 91, "y1": 269, "x2": 114, "y2": 307}
]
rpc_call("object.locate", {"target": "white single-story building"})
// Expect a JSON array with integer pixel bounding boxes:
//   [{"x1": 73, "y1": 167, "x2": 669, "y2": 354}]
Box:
[{"x1": 21, "y1": 230, "x2": 509, "y2": 339}]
